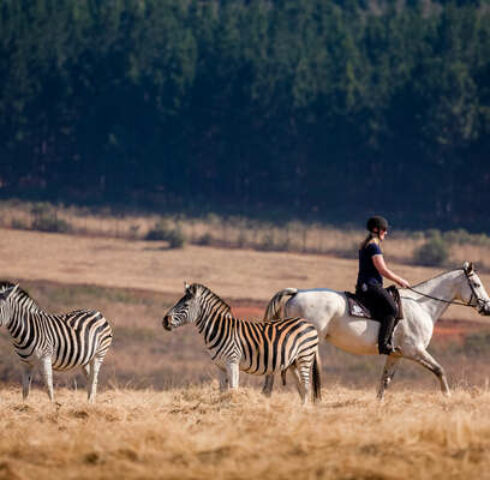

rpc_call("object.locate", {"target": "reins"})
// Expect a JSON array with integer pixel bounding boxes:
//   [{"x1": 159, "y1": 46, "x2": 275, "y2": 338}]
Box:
[
  {"x1": 404, "y1": 286, "x2": 471, "y2": 307},
  {"x1": 403, "y1": 267, "x2": 486, "y2": 312}
]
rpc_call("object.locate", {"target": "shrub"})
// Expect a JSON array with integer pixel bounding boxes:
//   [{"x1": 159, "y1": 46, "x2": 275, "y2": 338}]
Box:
[
  {"x1": 11, "y1": 218, "x2": 29, "y2": 230},
  {"x1": 196, "y1": 232, "x2": 213, "y2": 246},
  {"x1": 32, "y1": 214, "x2": 71, "y2": 233},
  {"x1": 145, "y1": 220, "x2": 186, "y2": 248},
  {"x1": 413, "y1": 235, "x2": 449, "y2": 266}
]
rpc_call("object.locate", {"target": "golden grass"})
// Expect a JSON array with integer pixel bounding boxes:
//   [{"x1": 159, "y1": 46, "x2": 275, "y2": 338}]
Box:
[{"x1": 0, "y1": 385, "x2": 489, "y2": 479}]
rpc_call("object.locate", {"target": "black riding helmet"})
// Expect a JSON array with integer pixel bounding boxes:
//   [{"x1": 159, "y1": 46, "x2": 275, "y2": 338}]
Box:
[{"x1": 367, "y1": 216, "x2": 389, "y2": 233}]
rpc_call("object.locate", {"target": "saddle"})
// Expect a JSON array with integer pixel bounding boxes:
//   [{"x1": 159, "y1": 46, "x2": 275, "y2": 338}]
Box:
[{"x1": 345, "y1": 286, "x2": 404, "y2": 321}]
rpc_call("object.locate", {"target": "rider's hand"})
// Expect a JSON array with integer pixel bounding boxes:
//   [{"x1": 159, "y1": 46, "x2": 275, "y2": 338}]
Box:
[{"x1": 397, "y1": 278, "x2": 410, "y2": 288}]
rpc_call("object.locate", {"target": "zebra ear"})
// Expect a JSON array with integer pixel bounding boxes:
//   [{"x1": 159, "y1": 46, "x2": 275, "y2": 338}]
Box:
[
  {"x1": 184, "y1": 281, "x2": 191, "y2": 291},
  {"x1": 463, "y1": 262, "x2": 474, "y2": 274}
]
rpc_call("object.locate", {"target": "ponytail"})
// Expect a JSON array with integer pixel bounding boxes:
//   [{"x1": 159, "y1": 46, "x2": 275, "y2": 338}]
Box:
[{"x1": 359, "y1": 233, "x2": 381, "y2": 250}]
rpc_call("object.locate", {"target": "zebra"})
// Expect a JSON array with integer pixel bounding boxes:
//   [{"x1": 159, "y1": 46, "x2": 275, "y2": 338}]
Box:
[
  {"x1": 0, "y1": 282, "x2": 113, "y2": 403},
  {"x1": 162, "y1": 283, "x2": 321, "y2": 404}
]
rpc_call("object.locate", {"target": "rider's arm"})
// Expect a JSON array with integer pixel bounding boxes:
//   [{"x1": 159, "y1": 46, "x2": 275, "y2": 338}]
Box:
[{"x1": 372, "y1": 254, "x2": 410, "y2": 288}]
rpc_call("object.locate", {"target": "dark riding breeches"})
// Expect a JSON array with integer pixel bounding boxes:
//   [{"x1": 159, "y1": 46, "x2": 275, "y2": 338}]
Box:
[{"x1": 357, "y1": 283, "x2": 397, "y2": 354}]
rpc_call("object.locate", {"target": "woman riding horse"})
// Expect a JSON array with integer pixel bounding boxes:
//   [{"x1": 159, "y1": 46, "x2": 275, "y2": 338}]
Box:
[{"x1": 357, "y1": 216, "x2": 410, "y2": 354}]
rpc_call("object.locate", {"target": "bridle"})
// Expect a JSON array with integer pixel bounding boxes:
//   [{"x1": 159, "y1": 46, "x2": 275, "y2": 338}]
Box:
[{"x1": 405, "y1": 268, "x2": 488, "y2": 313}]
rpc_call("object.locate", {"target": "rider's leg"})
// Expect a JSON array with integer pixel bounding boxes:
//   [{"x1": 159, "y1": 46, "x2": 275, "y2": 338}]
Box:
[{"x1": 362, "y1": 285, "x2": 398, "y2": 355}]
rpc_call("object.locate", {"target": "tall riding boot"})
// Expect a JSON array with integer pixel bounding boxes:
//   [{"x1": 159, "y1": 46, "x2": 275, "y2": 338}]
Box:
[{"x1": 378, "y1": 316, "x2": 396, "y2": 355}]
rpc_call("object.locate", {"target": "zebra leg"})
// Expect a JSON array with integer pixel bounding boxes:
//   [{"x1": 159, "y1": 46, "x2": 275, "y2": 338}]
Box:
[
  {"x1": 22, "y1": 364, "x2": 34, "y2": 401},
  {"x1": 87, "y1": 356, "x2": 103, "y2": 403},
  {"x1": 377, "y1": 355, "x2": 400, "y2": 401},
  {"x1": 289, "y1": 364, "x2": 307, "y2": 404},
  {"x1": 262, "y1": 374, "x2": 275, "y2": 397},
  {"x1": 226, "y1": 362, "x2": 240, "y2": 390},
  {"x1": 218, "y1": 367, "x2": 228, "y2": 392},
  {"x1": 41, "y1": 357, "x2": 55, "y2": 402},
  {"x1": 297, "y1": 359, "x2": 313, "y2": 405},
  {"x1": 81, "y1": 363, "x2": 90, "y2": 380}
]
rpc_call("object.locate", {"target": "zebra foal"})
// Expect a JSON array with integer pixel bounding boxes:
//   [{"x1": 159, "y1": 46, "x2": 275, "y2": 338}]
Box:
[
  {"x1": 0, "y1": 282, "x2": 113, "y2": 403},
  {"x1": 162, "y1": 283, "x2": 321, "y2": 403}
]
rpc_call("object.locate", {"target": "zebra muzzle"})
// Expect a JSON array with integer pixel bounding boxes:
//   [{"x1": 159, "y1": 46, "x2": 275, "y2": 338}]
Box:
[{"x1": 162, "y1": 315, "x2": 173, "y2": 331}]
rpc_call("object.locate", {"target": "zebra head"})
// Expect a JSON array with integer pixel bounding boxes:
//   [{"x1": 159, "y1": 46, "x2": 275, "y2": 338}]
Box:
[
  {"x1": 0, "y1": 283, "x2": 19, "y2": 326},
  {"x1": 163, "y1": 283, "x2": 202, "y2": 331}
]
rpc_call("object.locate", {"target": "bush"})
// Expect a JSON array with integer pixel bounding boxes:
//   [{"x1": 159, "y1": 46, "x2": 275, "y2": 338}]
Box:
[
  {"x1": 196, "y1": 232, "x2": 213, "y2": 246},
  {"x1": 145, "y1": 220, "x2": 186, "y2": 248},
  {"x1": 11, "y1": 218, "x2": 29, "y2": 230},
  {"x1": 413, "y1": 235, "x2": 449, "y2": 266},
  {"x1": 32, "y1": 214, "x2": 71, "y2": 233}
]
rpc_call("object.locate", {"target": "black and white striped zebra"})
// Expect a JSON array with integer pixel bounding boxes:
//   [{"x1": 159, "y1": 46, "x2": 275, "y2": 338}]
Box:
[
  {"x1": 0, "y1": 282, "x2": 113, "y2": 403},
  {"x1": 162, "y1": 283, "x2": 321, "y2": 403}
]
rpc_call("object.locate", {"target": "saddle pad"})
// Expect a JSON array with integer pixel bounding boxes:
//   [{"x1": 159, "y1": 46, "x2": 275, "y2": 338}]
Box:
[{"x1": 345, "y1": 286, "x2": 404, "y2": 320}]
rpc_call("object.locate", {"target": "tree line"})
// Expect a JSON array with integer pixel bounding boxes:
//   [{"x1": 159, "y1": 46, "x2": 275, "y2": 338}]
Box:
[{"x1": 0, "y1": 0, "x2": 489, "y2": 230}]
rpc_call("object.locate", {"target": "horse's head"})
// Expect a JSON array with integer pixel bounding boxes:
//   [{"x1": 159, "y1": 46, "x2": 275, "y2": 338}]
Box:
[
  {"x1": 459, "y1": 262, "x2": 490, "y2": 316},
  {"x1": 162, "y1": 282, "x2": 203, "y2": 331}
]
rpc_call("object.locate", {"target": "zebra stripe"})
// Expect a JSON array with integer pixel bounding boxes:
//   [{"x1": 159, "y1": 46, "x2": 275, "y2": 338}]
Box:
[
  {"x1": 0, "y1": 282, "x2": 113, "y2": 402},
  {"x1": 163, "y1": 283, "x2": 321, "y2": 403}
]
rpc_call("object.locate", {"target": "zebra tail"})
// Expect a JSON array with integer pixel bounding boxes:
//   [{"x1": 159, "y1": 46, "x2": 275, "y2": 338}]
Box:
[
  {"x1": 262, "y1": 288, "x2": 298, "y2": 322},
  {"x1": 312, "y1": 350, "x2": 322, "y2": 403}
]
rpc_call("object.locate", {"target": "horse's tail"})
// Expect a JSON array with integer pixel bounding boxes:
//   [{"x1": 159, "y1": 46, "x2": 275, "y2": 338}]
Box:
[
  {"x1": 312, "y1": 349, "x2": 322, "y2": 403},
  {"x1": 263, "y1": 288, "x2": 299, "y2": 322}
]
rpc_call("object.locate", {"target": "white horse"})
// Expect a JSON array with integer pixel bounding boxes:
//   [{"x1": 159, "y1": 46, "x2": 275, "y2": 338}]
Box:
[{"x1": 262, "y1": 262, "x2": 490, "y2": 399}]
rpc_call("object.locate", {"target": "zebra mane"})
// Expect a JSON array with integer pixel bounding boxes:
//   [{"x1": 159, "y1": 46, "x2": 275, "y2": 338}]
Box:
[
  {"x1": 0, "y1": 281, "x2": 42, "y2": 311},
  {"x1": 194, "y1": 284, "x2": 232, "y2": 313}
]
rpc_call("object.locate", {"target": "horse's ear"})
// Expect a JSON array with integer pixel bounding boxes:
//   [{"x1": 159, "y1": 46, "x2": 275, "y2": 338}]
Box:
[{"x1": 463, "y1": 262, "x2": 474, "y2": 274}]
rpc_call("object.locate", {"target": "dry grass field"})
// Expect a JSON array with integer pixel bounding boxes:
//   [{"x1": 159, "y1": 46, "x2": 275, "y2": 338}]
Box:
[
  {"x1": 0, "y1": 226, "x2": 489, "y2": 479},
  {"x1": 0, "y1": 386, "x2": 489, "y2": 480}
]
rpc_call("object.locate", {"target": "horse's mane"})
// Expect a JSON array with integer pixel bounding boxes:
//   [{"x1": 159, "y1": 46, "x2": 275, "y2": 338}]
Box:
[
  {"x1": 411, "y1": 268, "x2": 465, "y2": 289},
  {"x1": 0, "y1": 281, "x2": 42, "y2": 311},
  {"x1": 193, "y1": 283, "x2": 232, "y2": 313}
]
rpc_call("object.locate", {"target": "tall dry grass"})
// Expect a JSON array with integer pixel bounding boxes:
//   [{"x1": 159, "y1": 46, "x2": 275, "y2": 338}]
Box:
[{"x1": 0, "y1": 385, "x2": 489, "y2": 479}]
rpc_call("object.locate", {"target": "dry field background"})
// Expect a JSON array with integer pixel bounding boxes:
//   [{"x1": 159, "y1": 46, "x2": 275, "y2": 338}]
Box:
[
  {"x1": 1, "y1": 201, "x2": 489, "y2": 269},
  {"x1": 0, "y1": 226, "x2": 489, "y2": 479}
]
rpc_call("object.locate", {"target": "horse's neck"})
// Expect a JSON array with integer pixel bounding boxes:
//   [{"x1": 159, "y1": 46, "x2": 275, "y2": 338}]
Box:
[{"x1": 411, "y1": 271, "x2": 461, "y2": 322}]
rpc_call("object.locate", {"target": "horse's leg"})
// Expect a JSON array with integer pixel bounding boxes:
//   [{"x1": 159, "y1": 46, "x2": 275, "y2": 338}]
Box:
[
  {"x1": 262, "y1": 374, "x2": 274, "y2": 397},
  {"x1": 377, "y1": 356, "x2": 400, "y2": 401},
  {"x1": 408, "y1": 349, "x2": 450, "y2": 396}
]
